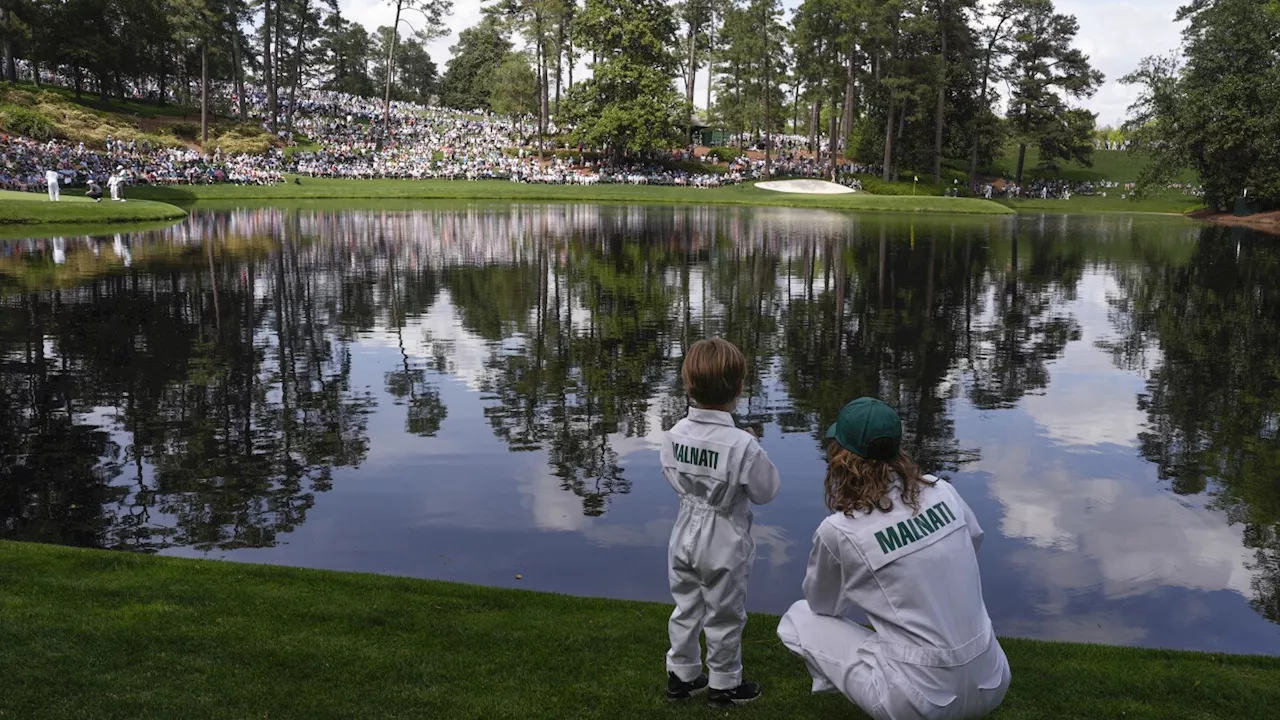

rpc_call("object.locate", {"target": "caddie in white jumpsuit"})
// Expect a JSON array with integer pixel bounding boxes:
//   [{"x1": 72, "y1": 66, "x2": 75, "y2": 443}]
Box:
[
  {"x1": 109, "y1": 169, "x2": 125, "y2": 201},
  {"x1": 779, "y1": 399, "x2": 1010, "y2": 720},
  {"x1": 45, "y1": 169, "x2": 60, "y2": 201},
  {"x1": 662, "y1": 406, "x2": 780, "y2": 696}
]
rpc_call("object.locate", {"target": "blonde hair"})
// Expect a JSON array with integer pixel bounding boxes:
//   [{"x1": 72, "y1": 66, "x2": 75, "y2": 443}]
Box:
[
  {"x1": 682, "y1": 338, "x2": 746, "y2": 407},
  {"x1": 824, "y1": 440, "x2": 935, "y2": 515}
]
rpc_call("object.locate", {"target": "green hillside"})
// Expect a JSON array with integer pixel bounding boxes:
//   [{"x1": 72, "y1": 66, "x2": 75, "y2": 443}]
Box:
[
  {"x1": 981, "y1": 146, "x2": 1198, "y2": 184},
  {"x1": 0, "y1": 82, "x2": 275, "y2": 153}
]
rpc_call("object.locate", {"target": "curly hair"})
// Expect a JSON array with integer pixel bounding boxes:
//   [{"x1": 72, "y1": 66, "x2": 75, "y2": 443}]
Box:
[{"x1": 824, "y1": 439, "x2": 936, "y2": 515}]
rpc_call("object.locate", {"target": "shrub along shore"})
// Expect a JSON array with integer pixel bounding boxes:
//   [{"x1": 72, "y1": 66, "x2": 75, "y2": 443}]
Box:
[
  {"x1": 0, "y1": 541, "x2": 1277, "y2": 720},
  {"x1": 0, "y1": 190, "x2": 187, "y2": 225}
]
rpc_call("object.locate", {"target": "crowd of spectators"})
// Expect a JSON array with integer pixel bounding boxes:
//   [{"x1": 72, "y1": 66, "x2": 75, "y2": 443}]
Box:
[
  {"x1": 1, "y1": 134, "x2": 284, "y2": 193},
  {"x1": 0, "y1": 77, "x2": 1198, "y2": 199}
]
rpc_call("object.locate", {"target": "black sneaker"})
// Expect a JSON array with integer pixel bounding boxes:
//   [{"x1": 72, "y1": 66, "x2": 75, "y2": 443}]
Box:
[
  {"x1": 707, "y1": 682, "x2": 761, "y2": 708},
  {"x1": 666, "y1": 672, "x2": 709, "y2": 701}
]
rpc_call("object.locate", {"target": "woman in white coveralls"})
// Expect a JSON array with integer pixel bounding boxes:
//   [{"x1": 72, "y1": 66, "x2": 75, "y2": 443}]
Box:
[{"x1": 778, "y1": 398, "x2": 1010, "y2": 720}]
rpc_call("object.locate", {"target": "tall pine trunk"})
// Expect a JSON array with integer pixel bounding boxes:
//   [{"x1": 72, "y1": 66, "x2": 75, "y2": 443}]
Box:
[
  {"x1": 882, "y1": 91, "x2": 895, "y2": 182},
  {"x1": 763, "y1": 33, "x2": 771, "y2": 178},
  {"x1": 882, "y1": 27, "x2": 900, "y2": 181},
  {"x1": 288, "y1": 3, "x2": 307, "y2": 135},
  {"x1": 892, "y1": 98, "x2": 908, "y2": 179},
  {"x1": 201, "y1": 42, "x2": 209, "y2": 145},
  {"x1": 541, "y1": 28, "x2": 549, "y2": 149},
  {"x1": 537, "y1": 30, "x2": 547, "y2": 161},
  {"x1": 685, "y1": 13, "x2": 698, "y2": 150},
  {"x1": 566, "y1": 34, "x2": 574, "y2": 89},
  {"x1": 554, "y1": 20, "x2": 564, "y2": 115},
  {"x1": 383, "y1": 1, "x2": 402, "y2": 129},
  {"x1": 1, "y1": 7, "x2": 14, "y2": 85},
  {"x1": 705, "y1": 9, "x2": 714, "y2": 116},
  {"x1": 933, "y1": 2, "x2": 947, "y2": 185},
  {"x1": 809, "y1": 99, "x2": 820, "y2": 155},
  {"x1": 265, "y1": 0, "x2": 277, "y2": 133},
  {"x1": 968, "y1": 61, "x2": 992, "y2": 188},
  {"x1": 841, "y1": 50, "x2": 856, "y2": 155},
  {"x1": 969, "y1": 14, "x2": 1013, "y2": 189},
  {"x1": 735, "y1": 66, "x2": 743, "y2": 149},
  {"x1": 828, "y1": 100, "x2": 839, "y2": 180},
  {"x1": 233, "y1": 25, "x2": 247, "y2": 121},
  {"x1": 792, "y1": 82, "x2": 800, "y2": 134}
]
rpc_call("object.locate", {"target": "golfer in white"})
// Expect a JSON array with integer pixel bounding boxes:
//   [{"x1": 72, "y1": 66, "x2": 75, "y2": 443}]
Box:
[
  {"x1": 45, "y1": 169, "x2": 60, "y2": 201},
  {"x1": 778, "y1": 398, "x2": 1010, "y2": 720}
]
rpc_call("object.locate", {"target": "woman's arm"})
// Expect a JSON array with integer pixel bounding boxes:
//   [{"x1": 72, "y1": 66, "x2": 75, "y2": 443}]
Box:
[{"x1": 801, "y1": 525, "x2": 849, "y2": 617}]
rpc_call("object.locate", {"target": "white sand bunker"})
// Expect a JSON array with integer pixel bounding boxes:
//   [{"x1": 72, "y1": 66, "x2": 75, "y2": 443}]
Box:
[{"x1": 756, "y1": 179, "x2": 856, "y2": 195}]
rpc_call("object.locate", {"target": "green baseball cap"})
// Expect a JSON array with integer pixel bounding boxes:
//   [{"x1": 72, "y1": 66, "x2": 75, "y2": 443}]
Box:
[{"x1": 826, "y1": 398, "x2": 902, "y2": 459}]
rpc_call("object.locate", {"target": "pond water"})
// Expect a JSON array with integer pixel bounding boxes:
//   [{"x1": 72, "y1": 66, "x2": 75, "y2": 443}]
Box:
[{"x1": 2, "y1": 205, "x2": 1278, "y2": 655}]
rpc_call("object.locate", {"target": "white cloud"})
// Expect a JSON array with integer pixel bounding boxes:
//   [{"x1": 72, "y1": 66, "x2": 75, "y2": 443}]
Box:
[
  {"x1": 1020, "y1": 272, "x2": 1149, "y2": 448},
  {"x1": 978, "y1": 440, "x2": 1257, "y2": 602},
  {"x1": 338, "y1": 0, "x2": 484, "y2": 67},
  {"x1": 355, "y1": 289, "x2": 495, "y2": 392},
  {"x1": 1057, "y1": 0, "x2": 1186, "y2": 127}
]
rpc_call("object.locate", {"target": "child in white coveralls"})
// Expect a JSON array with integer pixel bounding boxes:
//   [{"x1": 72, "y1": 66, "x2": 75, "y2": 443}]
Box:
[
  {"x1": 778, "y1": 398, "x2": 1010, "y2": 720},
  {"x1": 662, "y1": 338, "x2": 780, "y2": 708}
]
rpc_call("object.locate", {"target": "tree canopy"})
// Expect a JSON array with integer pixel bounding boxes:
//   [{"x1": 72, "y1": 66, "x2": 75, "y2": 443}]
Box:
[
  {"x1": 0, "y1": 0, "x2": 1116, "y2": 175},
  {"x1": 560, "y1": 0, "x2": 684, "y2": 157},
  {"x1": 1123, "y1": 0, "x2": 1280, "y2": 210},
  {"x1": 438, "y1": 16, "x2": 512, "y2": 111}
]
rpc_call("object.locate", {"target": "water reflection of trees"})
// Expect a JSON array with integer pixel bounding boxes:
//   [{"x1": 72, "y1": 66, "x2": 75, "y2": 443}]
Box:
[
  {"x1": 0, "y1": 228, "x2": 375, "y2": 553},
  {"x1": 5, "y1": 207, "x2": 1237, "y2": 565},
  {"x1": 966, "y1": 223, "x2": 1083, "y2": 410},
  {"x1": 1104, "y1": 227, "x2": 1280, "y2": 622},
  {"x1": 441, "y1": 208, "x2": 1095, "y2": 514}
]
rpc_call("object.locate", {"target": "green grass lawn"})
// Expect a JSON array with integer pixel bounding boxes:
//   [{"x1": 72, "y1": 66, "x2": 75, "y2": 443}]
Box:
[
  {"x1": 981, "y1": 147, "x2": 1199, "y2": 184},
  {"x1": 129, "y1": 178, "x2": 1014, "y2": 215},
  {"x1": 1000, "y1": 191, "x2": 1207, "y2": 215},
  {"x1": 0, "y1": 189, "x2": 187, "y2": 225},
  {"x1": 1, "y1": 542, "x2": 1276, "y2": 720}
]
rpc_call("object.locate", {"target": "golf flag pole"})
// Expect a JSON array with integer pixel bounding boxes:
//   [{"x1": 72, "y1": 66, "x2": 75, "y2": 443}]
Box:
[{"x1": 913, "y1": 175, "x2": 918, "y2": 195}]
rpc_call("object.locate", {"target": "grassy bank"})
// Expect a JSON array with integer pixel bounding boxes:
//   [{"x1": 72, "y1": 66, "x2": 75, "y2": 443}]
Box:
[
  {"x1": 1000, "y1": 192, "x2": 1206, "y2": 215},
  {"x1": 130, "y1": 178, "x2": 1015, "y2": 215},
  {"x1": 0, "y1": 82, "x2": 275, "y2": 153},
  {"x1": 1, "y1": 542, "x2": 1277, "y2": 720},
  {"x1": 982, "y1": 146, "x2": 1198, "y2": 184},
  {"x1": 0, "y1": 190, "x2": 187, "y2": 225}
]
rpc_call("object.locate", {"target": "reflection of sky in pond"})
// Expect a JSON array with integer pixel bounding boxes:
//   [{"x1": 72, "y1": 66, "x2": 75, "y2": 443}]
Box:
[{"x1": 3, "y1": 207, "x2": 1278, "y2": 655}]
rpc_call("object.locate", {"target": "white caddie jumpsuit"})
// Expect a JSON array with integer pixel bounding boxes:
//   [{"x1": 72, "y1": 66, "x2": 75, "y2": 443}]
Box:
[
  {"x1": 778, "y1": 478, "x2": 1010, "y2": 720},
  {"x1": 45, "y1": 170, "x2": 60, "y2": 201},
  {"x1": 662, "y1": 407, "x2": 780, "y2": 690},
  {"x1": 109, "y1": 174, "x2": 121, "y2": 201}
]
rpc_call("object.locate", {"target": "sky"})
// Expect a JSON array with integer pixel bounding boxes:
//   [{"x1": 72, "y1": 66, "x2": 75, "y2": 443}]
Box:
[{"x1": 337, "y1": 0, "x2": 1188, "y2": 128}]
